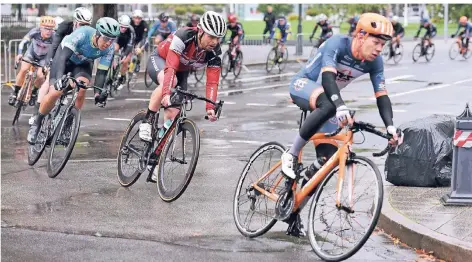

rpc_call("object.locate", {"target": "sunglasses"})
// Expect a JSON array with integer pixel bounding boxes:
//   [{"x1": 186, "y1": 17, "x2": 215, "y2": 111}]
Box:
[
  {"x1": 101, "y1": 35, "x2": 116, "y2": 42},
  {"x1": 42, "y1": 27, "x2": 54, "y2": 31}
]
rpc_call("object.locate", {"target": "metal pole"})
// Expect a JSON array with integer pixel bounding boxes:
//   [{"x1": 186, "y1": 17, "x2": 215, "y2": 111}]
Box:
[
  {"x1": 444, "y1": 3, "x2": 449, "y2": 42},
  {"x1": 404, "y1": 3, "x2": 408, "y2": 27},
  {"x1": 296, "y1": 4, "x2": 303, "y2": 56}
]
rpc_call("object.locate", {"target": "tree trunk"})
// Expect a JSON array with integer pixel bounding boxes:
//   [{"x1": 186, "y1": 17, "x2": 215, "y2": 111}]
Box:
[
  {"x1": 38, "y1": 4, "x2": 48, "y2": 16},
  {"x1": 92, "y1": 4, "x2": 118, "y2": 25},
  {"x1": 17, "y1": 4, "x2": 23, "y2": 20}
]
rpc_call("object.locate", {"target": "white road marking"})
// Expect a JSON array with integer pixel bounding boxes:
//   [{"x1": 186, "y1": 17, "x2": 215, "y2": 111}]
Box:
[
  {"x1": 242, "y1": 65, "x2": 250, "y2": 72},
  {"x1": 104, "y1": 117, "x2": 131, "y2": 121},
  {"x1": 273, "y1": 93, "x2": 289, "y2": 96},
  {"x1": 246, "y1": 103, "x2": 277, "y2": 107},
  {"x1": 125, "y1": 98, "x2": 150, "y2": 101},
  {"x1": 223, "y1": 101, "x2": 236, "y2": 105},
  {"x1": 219, "y1": 83, "x2": 287, "y2": 96},
  {"x1": 386, "y1": 75, "x2": 414, "y2": 84},
  {"x1": 234, "y1": 72, "x2": 295, "y2": 83},
  {"x1": 21, "y1": 113, "x2": 33, "y2": 117},
  {"x1": 454, "y1": 78, "x2": 472, "y2": 85},
  {"x1": 388, "y1": 84, "x2": 451, "y2": 98},
  {"x1": 384, "y1": 66, "x2": 408, "y2": 72},
  {"x1": 393, "y1": 109, "x2": 407, "y2": 113},
  {"x1": 130, "y1": 90, "x2": 153, "y2": 93}
]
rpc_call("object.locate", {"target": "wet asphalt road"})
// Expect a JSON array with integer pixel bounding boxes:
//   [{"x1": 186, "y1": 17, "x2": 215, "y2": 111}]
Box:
[{"x1": 2, "y1": 40, "x2": 471, "y2": 261}]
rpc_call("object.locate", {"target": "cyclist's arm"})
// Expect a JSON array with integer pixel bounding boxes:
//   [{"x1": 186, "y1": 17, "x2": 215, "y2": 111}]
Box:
[
  {"x1": 50, "y1": 46, "x2": 74, "y2": 82},
  {"x1": 147, "y1": 21, "x2": 159, "y2": 43},
  {"x1": 18, "y1": 28, "x2": 36, "y2": 54},
  {"x1": 398, "y1": 24, "x2": 405, "y2": 35},
  {"x1": 415, "y1": 25, "x2": 423, "y2": 37},
  {"x1": 370, "y1": 63, "x2": 394, "y2": 127},
  {"x1": 94, "y1": 47, "x2": 114, "y2": 91},
  {"x1": 162, "y1": 32, "x2": 186, "y2": 96},
  {"x1": 204, "y1": 49, "x2": 221, "y2": 110},
  {"x1": 269, "y1": 22, "x2": 278, "y2": 39},
  {"x1": 169, "y1": 21, "x2": 177, "y2": 33},
  {"x1": 45, "y1": 22, "x2": 71, "y2": 63},
  {"x1": 310, "y1": 24, "x2": 318, "y2": 38},
  {"x1": 139, "y1": 21, "x2": 149, "y2": 48},
  {"x1": 123, "y1": 28, "x2": 135, "y2": 57},
  {"x1": 319, "y1": 39, "x2": 345, "y2": 108}
]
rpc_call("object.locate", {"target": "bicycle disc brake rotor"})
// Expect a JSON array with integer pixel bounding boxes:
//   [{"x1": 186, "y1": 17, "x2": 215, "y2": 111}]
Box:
[{"x1": 275, "y1": 189, "x2": 294, "y2": 221}]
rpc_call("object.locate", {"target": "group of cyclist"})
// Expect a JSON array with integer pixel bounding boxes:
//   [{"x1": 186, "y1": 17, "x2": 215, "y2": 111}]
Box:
[{"x1": 5, "y1": 6, "x2": 471, "y2": 237}]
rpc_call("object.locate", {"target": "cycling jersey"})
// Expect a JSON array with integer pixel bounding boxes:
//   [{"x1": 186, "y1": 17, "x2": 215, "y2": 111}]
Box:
[
  {"x1": 148, "y1": 20, "x2": 177, "y2": 41},
  {"x1": 311, "y1": 21, "x2": 332, "y2": 38},
  {"x1": 45, "y1": 20, "x2": 75, "y2": 63},
  {"x1": 291, "y1": 34, "x2": 386, "y2": 99},
  {"x1": 454, "y1": 21, "x2": 472, "y2": 37},
  {"x1": 416, "y1": 23, "x2": 437, "y2": 38},
  {"x1": 116, "y1": 26, "x2": 136, "y2": 56},
  {"x1": 18, "y1": 27, "x2": 53, "y2": 59},
  {"x1": 131, "y1": 20, "x2": 148, "y2": 47},
  {"x1": 153, "y1": 27, "x2": 221, "y2": 109},
  {"x1": 393, "y1": 23, "x2": 405, "y2": 37},
  {"x1": 269, "y1": 20, "x2": 291, "y2": 42},
  {"x1": 226, "y1": 22, "x2": 244, "y2": 40}
]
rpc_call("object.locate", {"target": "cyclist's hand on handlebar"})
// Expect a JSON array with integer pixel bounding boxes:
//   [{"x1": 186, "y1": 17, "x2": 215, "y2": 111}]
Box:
[
  {"x1": 135, "y1": 47, "x2": 142, "y2": 55},
  {"x1": 387, "y1": 126, "x2": 404, "y2": 146},
  {"x1": 16, "y1": 54, "x2": 23, "y2": 64},
  {"x1": 336, "y1": 105, "x2": 354, "y2": 127},
  {"x1": 206, "y1": 109, "x2": 217, "y2": 122},
  {"x1": 54, "y1": 75, "x2": 68, "y2": 91}
]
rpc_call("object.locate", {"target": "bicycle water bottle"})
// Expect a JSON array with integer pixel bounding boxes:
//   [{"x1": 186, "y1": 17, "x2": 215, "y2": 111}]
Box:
[{"x1": 158, "y1": 119, "x2": 172, "y2": 139}]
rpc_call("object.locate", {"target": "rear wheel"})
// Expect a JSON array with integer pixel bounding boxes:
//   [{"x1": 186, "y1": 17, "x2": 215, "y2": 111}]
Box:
[
  {"x1": 47, "y1": 106, "x2": 81, "y2": 178},
  {"x1": 449, "y1": 42, "x2": 460, "y2": 60},
  {"x1": 308, "y1": 155, "x2": 383, "y2": 261},
  {"x1": 412, "y1": 43, "x2": 422, "y2": 62},
  {"x1": 233, "y1": 142, "x2": 287, "y2": 238},
  {"x1": 27, "y1": 115, "x2": 51, "y2": 166},
  {"x1": 117, "y1": 110, "x2": 148, "y2": 187},
  {"x1": 464, "y1": 44, "x2": 472, "y2": 60},
  {"x1": 157, "y1": 118, "x2": 200, "y2": 202}
]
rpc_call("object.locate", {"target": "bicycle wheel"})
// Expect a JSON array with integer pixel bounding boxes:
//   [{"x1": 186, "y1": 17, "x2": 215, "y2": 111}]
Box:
[
  {"x1": 463, "y1": 45, "x2": 472, "y2": 60},
  {"x1": 307, "y1": 155, "x2": 383, "y2": 261},
  {"x1": 194, "y1": 67, "x2": 205, "y2": 82},
  {"x1": 47, "y1": 106, "x2": 81, "y2": 178},
  {"x1": 278, "y1": 49, "x2": 289, "y2": 72},
  {"x1": 127, "y1": 71, "x2": 138, "y2": 92},
  {"x1": 233, "y1": 141, "x2": 287, "y2": 238},
  {"x1": 117, "y1": 110, "x2": 148, "y2": 187},
  {"x1": 412, "y1": 43, "x2": 422, "y2": 62},
  {"x1": 233, "y1": 51, "x2": 243, "y2": 78},
  {"x1": 12, "y1": 79, "x2": 29, "y2": 126},
  {"x1": 157, "y1": 118, "x2": 200, "y2": 202},
  {"x1": 393, "y1": 44, "x2": 403, "y2": 64},
  {"x1": 266, "y1": 48, "x2": 277, "y2": 73},
  {"x1": 425, "y1": 44, "x2": 435, "y2": 62},
  {"x1": 27, "y1": 115, "x2": 51, "y2": 166},
  {"x1": 380, "y1": 43, "x2": 390, "y2": 62},
  {"x1": 221, "y1": 52, "x2": 230, "y2": 79},
  {"x1": 144, "y1": 66, "x2": 154, "y2": 89},
  {"x1": 449, "y1": 42, "x2": 460, "y2": 60}
]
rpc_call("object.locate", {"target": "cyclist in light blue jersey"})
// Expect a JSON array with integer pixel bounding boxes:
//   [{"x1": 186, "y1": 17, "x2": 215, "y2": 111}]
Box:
[
  {"x1": 27, "y1": 17, "x2": 120, "y2": 144},
  {"x1": 146, "y1": 12, "x2": 177, "y2": 48}
]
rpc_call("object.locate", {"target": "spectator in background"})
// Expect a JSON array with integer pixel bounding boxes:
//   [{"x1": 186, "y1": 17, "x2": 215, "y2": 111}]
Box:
[{"x1": 263, "y1": 5, "x2": 276, "y2": 44}]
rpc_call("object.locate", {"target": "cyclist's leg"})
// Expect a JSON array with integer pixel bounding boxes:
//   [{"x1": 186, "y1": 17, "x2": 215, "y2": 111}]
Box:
[
  {"x1": 10, "y1": 53, "x2": 32, "y2": 104},
  {"x1": 163, "y1": 71, "x2": 188, "y2": 122},
  {"x1": 71, "y1": 61, "x2": 93, "y2": 110},
  {"x1": 119, "y1": 52, "x2": 132, "y2": 76},
  {"x1": 32, "y1": 57, "x2": 47, "y2": 91}
]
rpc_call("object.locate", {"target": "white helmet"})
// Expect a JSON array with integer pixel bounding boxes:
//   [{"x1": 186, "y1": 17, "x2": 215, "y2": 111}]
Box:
[
  {"x1": 118, "y1": 15, "x2": 131, "y2": 27},
  {"x1": 74, "y1": 7, "x2": 93, "y2": 24},
  {"x1": 199, "y1": 11, "x2": 226, "y2": 38},
  {"x1": 391, "y1": 15, "x2": 399, "y2": 22},
  {"x1": 54, "y1": 16, "x2": 64, "y2": 30},
  {"x1": 319, "y1": 14, "x2": 327, "y2": 21},
  {"x1": 132, "y1": 10, "x2": 144, "y2": 18}
]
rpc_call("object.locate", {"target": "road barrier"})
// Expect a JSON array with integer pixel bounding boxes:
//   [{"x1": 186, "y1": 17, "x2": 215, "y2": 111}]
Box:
[
  {"x1": 1, "y1": 40, "x2": 9, "y2": 87},
  {"x1": 6, "y1": 39, "x2": 23, "y2": 85}
]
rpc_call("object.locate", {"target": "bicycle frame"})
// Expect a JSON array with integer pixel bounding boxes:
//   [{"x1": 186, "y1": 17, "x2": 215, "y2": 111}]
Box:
[{"x1": 18, "y1": 61, "x2": 41, "y2": 104}]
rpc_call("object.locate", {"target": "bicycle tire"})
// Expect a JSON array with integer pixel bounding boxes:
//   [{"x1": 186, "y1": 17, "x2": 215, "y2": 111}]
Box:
[
  {"x1": 144, "y1": 66, "x2": 153, "y2": 89},
  {"x1": 12, "y1": 77, "x2": 30, "y2": 125},
  {"x1": 308, "y1": 155, "x2": 383, "y2": 261},
  {"x1": 425, "y1": 44, "x2": 435, "y2": 62},
  {"x1": 463, "y1": 45, "x2": 472, "y2": 60},
  {"x1": 221, "y1": 52, "x2": 230, "y2": 79},
  {"x1": 393, "y1": 44, "x2": 403, "y2": 64},
  {"x1": 449, "y1": 42, "x2": 460, "y2": 60},
  {"x1": 117, "y1": 110, "x2": 147, "y2": 187},
  {"x1": 27, "y1": 115, "x2": 50, "y2": 166},
  {"x1": 266, "y1": 48, "x2": 276, "y2": 73},
  {"x1": 412, "y1": 43, "x2": 421, "y2": 62},
  {"x1": 278, "y1": 50, "x2": 289, "y2": 72},
  {"x1": 233, "y1": 141, "x2": 286, "y2": 238},
  {"x1": 157, "y1": 118, "x2": 200, "y2": 202},
  {"x1": 233, "y1": 52, "x2": 243, "y2": 78},
  {"x1": 47, "y1": 106, "x2": 81, "y2": 178}
]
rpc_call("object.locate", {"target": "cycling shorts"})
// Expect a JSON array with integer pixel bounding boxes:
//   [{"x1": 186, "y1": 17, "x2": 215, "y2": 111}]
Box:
[
  {"x1": 146, "y1": 52, "x2": 189, "y2": 90},
  {"x1": 49, "y1": 60, "x2": 93, "y2": 85}
]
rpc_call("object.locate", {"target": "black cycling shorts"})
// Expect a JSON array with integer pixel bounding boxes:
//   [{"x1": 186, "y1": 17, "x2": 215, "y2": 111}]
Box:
[{"x1": 146, "y1": 53, "x2": 189, "y2": 90}]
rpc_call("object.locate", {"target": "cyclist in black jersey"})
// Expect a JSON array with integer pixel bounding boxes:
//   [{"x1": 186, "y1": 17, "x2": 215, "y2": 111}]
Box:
[
  {"x1": 186, "y1": 14, "x2": 200, "y2": 27},
  {"x1": 347, "y1": 15, "x2": 359, "y2": 36},
  {"x1": 115, "y1": 15, "x2": 136, "y2": 88},
  {"x1": 309, "y1": 14, "x2": 333, "y2": 47},
  {"x1": 225, "y1": 14, "x2": 244, "y2": 58},
  {"x1": 131, "y1": 9, "x2": 149, "y2": 72},
  {"x1": 390, "y1": 16, "x2": 405, "y2": 56}
]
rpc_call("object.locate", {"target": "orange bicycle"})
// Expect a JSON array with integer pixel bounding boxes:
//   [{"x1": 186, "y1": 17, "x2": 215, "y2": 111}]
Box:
[
  {"x1": 12, "y1": 59, "x2": 44, "y2": 126},
  {"x1": 233, "y1": 110, "x2": 396, "y2": 261},
  {"x1": 449, "y1": 36, "x2": 472, "y2": 60}
]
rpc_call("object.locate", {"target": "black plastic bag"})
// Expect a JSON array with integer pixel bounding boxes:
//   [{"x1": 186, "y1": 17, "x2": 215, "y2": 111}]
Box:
[{"x1": 385, "y1": 114, "x2": 454, "y2": 187}]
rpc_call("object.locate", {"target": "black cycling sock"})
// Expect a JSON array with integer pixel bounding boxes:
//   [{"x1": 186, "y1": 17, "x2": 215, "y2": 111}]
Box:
[
  {"x1": 144, "y1": 109, "x2": 157, "y2": 124},
  {"x1": 14, "y1": 85, "x2": 21, "y2": 94}
]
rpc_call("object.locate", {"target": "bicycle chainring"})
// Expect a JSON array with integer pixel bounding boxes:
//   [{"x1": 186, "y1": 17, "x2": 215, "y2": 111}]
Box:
[{"x1": 275, "y1": 189, "x2": 295, "y2": 221}]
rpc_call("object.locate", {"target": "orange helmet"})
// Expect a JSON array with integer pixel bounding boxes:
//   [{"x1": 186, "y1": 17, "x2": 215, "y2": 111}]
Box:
[
  {"x1": 459, "y1": 16, "x2": 468, "y2": 23},
  {"x1": 355, "y1": 13, "x2": 393, "y2": 40},
  {"x1": 228, "y1": 14, "x2": 237, "y2": 23},
  {"x1": 40, "y1": 16, "x2": 56, "y2": 28}
]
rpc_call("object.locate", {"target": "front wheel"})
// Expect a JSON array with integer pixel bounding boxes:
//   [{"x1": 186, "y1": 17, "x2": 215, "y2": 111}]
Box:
[
  {"x1": 233, "y1": 51, "x2": 243, "y2": 78},
  {"x1": 47, "y1": 106, "x2": 81, "y2": 178},
  {"x1": 412, "y1": 43, "x2": 422, "y2": 62},
  {"x1": 266, "y1": 48, "x2": 277, "y2": 73},
  {"x1": 27, "y1": 115, "x2": 51, "y2": 166},
  {"x1": 425, "y1": 43, "x2": 435, "y2": 62},
  {"x1": 117, "y1": 110, "x2": 148, "y2": 187},
  {"x1": 221, "y1": 52, "x2": 230, "y2": 79},
  {"x1": 157, "y1": 118, "x2": 200, "y2": 202},
  {"x1": 449, "y1": 42, "x2": 460, "y2": 60},
  {"x1": 278, "y1": 49, "x2": 289, "y2": 72},
  {"x1": 393, "y1": 43, "x2": 404, "y2": 64},
  {"x1": 233, "y1": 142, "x2": 287, "y2": 238},
  {"x1": 308, "y1": 155, "x2": 383, "y2": 261}
]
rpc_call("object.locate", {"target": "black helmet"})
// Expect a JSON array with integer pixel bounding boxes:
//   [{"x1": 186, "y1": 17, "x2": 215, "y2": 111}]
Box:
[{"x1": 159, "y1": 12, "x2": 169, "y2": 22}]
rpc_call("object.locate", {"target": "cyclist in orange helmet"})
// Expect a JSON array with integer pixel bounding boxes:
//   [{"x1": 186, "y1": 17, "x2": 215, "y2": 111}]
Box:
[
  {"x1": 8, "y1": 16, "x2": 55, "y2": 106},
  {"x1": 281, "y1": 13, "x2": 402, "y2": 237},
  {"x1": 451, "y1": 16, "x2": 471, "y2": 54}
]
